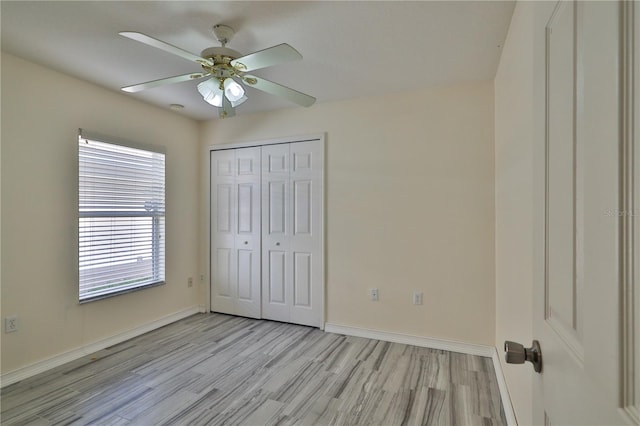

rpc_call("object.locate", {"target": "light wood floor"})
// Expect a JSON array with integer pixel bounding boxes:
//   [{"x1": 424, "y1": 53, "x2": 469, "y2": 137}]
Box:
[{"x1": 1, "y1": 313, "x2": 506, "y2": 425}]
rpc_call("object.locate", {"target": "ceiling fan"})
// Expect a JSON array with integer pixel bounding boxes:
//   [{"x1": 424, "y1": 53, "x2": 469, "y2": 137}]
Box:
[{"x1": 120, "y1": 24, "x2": 316, "y2": 118}]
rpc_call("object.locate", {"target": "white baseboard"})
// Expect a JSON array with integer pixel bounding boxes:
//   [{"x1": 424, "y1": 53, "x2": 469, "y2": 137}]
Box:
[
  {"x1": 1, "y1": 306, "x2": 201, "y2": 388},
  {"x1": 324, "y1": 323, "x2": 495, "y2": 357},
  {"x1": 491, "y1": 347, "x2": 518, "y2": 426},
  {"x1": 324, "y1": 323, "x2": 517, "y2": 426}
]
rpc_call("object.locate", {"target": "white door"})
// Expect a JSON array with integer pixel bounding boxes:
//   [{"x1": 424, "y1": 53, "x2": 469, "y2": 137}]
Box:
[
  {"x1": 210, "y1": 147, "x2": 261, "y2": 319},
  {"x1": 289, "y1": 141, "x2": 324, "y2": 326},
  {"x1": 531, "y1": 1, "x2": 635, "y2": 424},
  {"x1": 261, "y1": 143, "x2": 290, "y2": 322},
  {"x1": 262, "y1": 141, "x2": 324, "y2": 327}
]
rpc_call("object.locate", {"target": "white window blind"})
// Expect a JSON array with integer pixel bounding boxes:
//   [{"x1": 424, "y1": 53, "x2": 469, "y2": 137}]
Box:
[{"x1": 78, "y1": 130, "x2": 165, "y2": 302}]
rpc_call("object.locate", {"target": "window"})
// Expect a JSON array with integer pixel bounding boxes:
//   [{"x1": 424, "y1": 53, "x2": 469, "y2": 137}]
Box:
[{"x1": 78, "y1": 130, "x2": 165, "y2": 302}]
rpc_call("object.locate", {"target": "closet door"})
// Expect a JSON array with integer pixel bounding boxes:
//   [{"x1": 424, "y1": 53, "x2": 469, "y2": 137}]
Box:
[
  {"x1": 210, "y1": 147, "x2": 261, "y2": 318},
  {"x1": 289, "y1": 141, "x2": 323, "y2": 327},
  {"x1": 261, "y1": 144, "x2": 291, "y2": 322},
  {"x1": 262, "y1": 141, "x2": 323, "y2": 327}
]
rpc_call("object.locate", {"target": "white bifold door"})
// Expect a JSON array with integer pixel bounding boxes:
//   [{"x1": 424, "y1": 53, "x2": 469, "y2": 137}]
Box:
[
  {"x1": 261, "y1": 141, "x2": 323, "y2": 327},
  {"x1": 210, "y1": 140, "x2": 323, "y2": 327},
  {"x1": 210, "y1": 147, "x2": 262, "y2": 319}
]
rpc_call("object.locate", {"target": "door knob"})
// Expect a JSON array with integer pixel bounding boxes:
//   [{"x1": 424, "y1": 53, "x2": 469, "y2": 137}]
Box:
[
  {"x1": 504, "y1": 340, "x2": 542, "y2": 373},
  {"x1": 244, "y1": 241, "x2": 248, "y2": 245},
  {"x1": 276, "y1": 242, "x2": 280, "y2": 246}
]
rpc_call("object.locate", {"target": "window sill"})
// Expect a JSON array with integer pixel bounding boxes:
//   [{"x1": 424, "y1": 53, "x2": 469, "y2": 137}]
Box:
[{"x1": 79, "y1": 280, "x2": 165, "y2": 304}]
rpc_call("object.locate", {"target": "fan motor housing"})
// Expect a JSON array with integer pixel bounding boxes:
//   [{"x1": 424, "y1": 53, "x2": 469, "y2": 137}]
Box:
[
  {"x1": 201, "y1": 47, "x2": 243, "y2": 78},
  {"x1": 201, "y1": 46, "x2": 241, "y2": 61}
]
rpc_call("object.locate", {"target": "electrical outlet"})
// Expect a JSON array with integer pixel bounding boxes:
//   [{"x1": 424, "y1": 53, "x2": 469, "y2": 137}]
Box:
[
  {"x1": 413, "y1": 292, "x2": 423, "y2": 305},
  {"x1": 5, "y1": 316, "x2": 18, "y2": 333},
  {"x1": 188, "y1": 277, "x2": 193, "y2": 288},
  {"x1": 370, "y1": 288, "x2": 379, "y2": 301}
]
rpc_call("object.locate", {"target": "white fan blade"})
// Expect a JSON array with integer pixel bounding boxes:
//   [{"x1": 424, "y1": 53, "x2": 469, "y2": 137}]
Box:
[
  {"x1": 220, "y1": 96, "x2": 236, "y2": 118},
  {"x1": 121, "y1": 72, "x2": 209, "y2": 93},
  {"x1": 120, "y1": 32, "x2": 212, "y2": 66},
  {"x1": 231, "y1": 44, "x2": 302, "y2": 72},
  {"x1": 243, "y1": 75, "x2": 315, "y2": 107}
]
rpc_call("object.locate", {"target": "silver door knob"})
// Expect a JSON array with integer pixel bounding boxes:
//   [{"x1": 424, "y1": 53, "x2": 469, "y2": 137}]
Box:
[
  {"x1": 244, "y1": 241, "x2": 248, "y2": 245},
  {"x1": 504, "y1": 340, "x2": 542, "y2": 373},
  {"x1": 275, "y1": 242, "x2": 280, "y2": 246}
]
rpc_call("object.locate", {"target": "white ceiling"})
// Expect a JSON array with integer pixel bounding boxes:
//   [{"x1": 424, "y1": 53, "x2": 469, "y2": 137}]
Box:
[{"x1": 1, "y1": 1, "x2": 515, "y2": 121}]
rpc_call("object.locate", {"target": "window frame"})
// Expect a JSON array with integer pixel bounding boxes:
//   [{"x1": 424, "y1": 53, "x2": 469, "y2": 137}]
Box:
[{"x1": 78, "y1": 129, "x2": 166, "y2": 303}]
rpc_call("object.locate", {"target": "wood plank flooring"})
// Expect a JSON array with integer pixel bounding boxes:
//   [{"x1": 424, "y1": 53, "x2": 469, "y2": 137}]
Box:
[{"x1": 1, "y1": 313, "x2": 506, "y2": 425}]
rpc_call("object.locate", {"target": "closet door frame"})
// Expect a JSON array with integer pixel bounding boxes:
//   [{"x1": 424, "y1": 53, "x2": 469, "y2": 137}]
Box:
[{"x1": 207, "y1": 133, "x2": 325, "y2": 329}]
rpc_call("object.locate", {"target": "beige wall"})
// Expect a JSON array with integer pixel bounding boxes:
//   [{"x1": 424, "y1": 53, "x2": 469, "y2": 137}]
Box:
[
  {"x1": 1, "y1": 53, "x2": 201, "y2": 374},
  {"x1": 1, "y1": 52, "x2": 497, "y2": 374},
  {"x1": 200, "y1": 82, "x2": 496, "y2": 345}
]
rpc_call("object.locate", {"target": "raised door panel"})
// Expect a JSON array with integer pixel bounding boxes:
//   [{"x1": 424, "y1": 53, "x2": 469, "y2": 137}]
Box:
[
  {"x1": 267, "y1": 148, "x2": 288, "y2": 175},
  {"x1": 545, "y1": 0, "x2": 583, "y2": 357},
  {"x1": 216, "y1": 155, "x2": 234, "y2": 177},
  {"x1": 216, "y1": 184, "x2": 233, "y2": 234},
  {"x1": 293, "y1": 150, "x2": 312, "y2": 173},
  {"x1": 268, "y1": 250, "x2": 287, "y2": 304},
  {"x1": 214, "y1": 248, "x2": 232, "y2": 298},
  {"x1": 237, "y1": 249, "x2": 254, "y2": 300},
  {"x1": 268, "y1": 181, "x2": 287, "y2": 235},
  {"x1": 237, "y1": 158, "x2": 255, "y2": 176},
  {"x1": 293, "y1": 181, "x2": 312, "y2": 236},
  {"x1": 237, "y1": 183, "x2": 255, "y2": 235},
  {"x1": 293, "y1": 252, "x2": 312, "y2": 307}
]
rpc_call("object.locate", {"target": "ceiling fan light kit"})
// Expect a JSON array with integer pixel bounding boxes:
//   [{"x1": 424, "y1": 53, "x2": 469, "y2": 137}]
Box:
[
  {"x1": 197, "y1": 78, "x2": 247, "y2": 108},
  {"x1": 119, "y1": 24, "x2": 315, "y2": 118},
  {"x1": 197, "y1": 79, "x2": 224, "y2": 107},
  {"x1": 223, "y1": 78, "x2": 246, "y2": 103}
]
